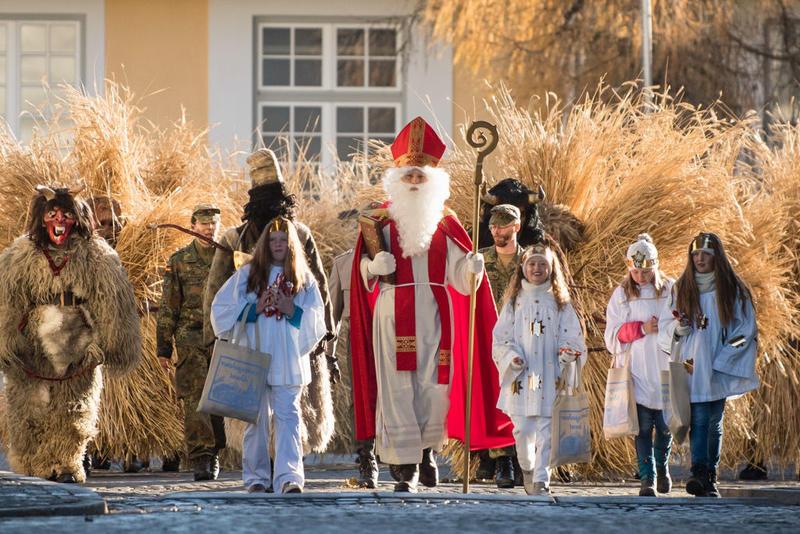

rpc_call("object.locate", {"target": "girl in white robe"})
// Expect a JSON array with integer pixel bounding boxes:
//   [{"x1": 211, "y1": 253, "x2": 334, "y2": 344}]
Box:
[
  {"x1": 211, "y1": 217, "x2": 326, "y2": 494},
  {"x1": 658, "y1": 232, "x2": 758, "y2": 498},
  {"x1": 492, "y1": 242, "x2": 586, "y2": 495},
  {"x1": 604, "y1": 234, "x2": 673, "y2": 496}
]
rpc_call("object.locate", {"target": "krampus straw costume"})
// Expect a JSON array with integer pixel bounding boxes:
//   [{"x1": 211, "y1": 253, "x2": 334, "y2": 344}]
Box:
[
  {"x1": 0, "y1": 185, "x2": 140, "y2": 482},
  {"x1": 203, "y1": 149, "x2": 336, "y2": 454}
]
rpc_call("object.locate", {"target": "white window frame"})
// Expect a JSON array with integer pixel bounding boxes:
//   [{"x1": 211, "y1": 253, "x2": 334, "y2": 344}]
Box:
[
  {"x1": 256, "y1": 22, "x2": 402, "y2": 93},
  {"x1": 333, "y1": 102, "x2": 400, "y2": 161},
  {"x1": 0, "y1": 17, "x2": 82, "y2": 140},
  {"x1": 257, "y1": 100, "x2": 329, "y2": 167}
]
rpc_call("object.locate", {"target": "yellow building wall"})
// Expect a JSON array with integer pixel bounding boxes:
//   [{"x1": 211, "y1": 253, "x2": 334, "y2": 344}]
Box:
[{"x1": 105, "y1": 0, "x2": 208, "y2": 128}]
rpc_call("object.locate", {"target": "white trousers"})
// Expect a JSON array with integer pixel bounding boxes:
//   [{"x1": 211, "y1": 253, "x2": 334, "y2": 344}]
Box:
[
  {"x1": 510, "y1": 414, "x2": 552, "y2": 484},
  {"x1": 242, "y1": 384, "x2": 304, "y2": 492}
]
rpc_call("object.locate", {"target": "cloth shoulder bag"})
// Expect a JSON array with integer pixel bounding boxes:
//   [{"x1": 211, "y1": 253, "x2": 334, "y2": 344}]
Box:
[
  {"x1": 550, "y1": 359, "x2": 591, "y2": 467},
  {"x1": 603, "y1": 350, "x2": 640, "y2": 439},
  {"x1": 198, "y1": 304, "x2": 271, "y2": 423}
]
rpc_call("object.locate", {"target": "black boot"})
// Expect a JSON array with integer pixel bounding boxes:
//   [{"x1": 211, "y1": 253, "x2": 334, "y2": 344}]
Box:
[
  {"x1": 656, "y1": 466, "x2": 672, "y2": 494},
  {"x1": 419, "y1": 448, "x2": 438, "y2": 488},
  {"x1": 738, "y1": 462, "x2": 767, "y2": 481},
  {"x1": 192, "y1": 456, "x2": 213, "y2": 481},
  {"x1": 512, "y1": 454, "x2": 524, "y2": 486},
  {"x1": 124, "y1": 456, "x2": 146, "y2": 473},
  {"x1": 705, "y1": 468, "x2": 721, "y2": 498},
  {"x1": 686, "y1": 464, "x2": 708, "y2": 497},
  {"x1": 392, "y1": 464, "x2": 419, "y2": 493},
  {"x1": 475, "y1": 450, "x2": 495, "y2": 482},
  {"x1": 494, "y1": 455, "x2": 515, "y2": 489},
  {"x1": 639, "y1": 478, "x2": 656, "y2": 497},
  {"x1": 356, "y1": 447, "x2": 379, "y2": 489},
  {"x1": 162, "y1": 454, "x2": 181, "y2": 472}
]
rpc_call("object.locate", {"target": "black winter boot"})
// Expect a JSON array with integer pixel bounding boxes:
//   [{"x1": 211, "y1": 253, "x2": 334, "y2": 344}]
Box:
[
  {"x1": 639, "y1": 478, "x2": 656, "y2": 497},
  {"x1": 162, "y1": 454, "x2": 181, "y2": 472},
  {"x1": 656, "y1": 466, "x2": 672, "y2": 494},
  {"x1": 475, "y1": 450, "x2": 495, "y2": 482},
  {"x1": 705, "y1": 469, "x2": 721, "y2": 498},
  {"x1": 738, "y1": 462, "x2": 767, "y2": 481},
  {"x1": 192, "y1": 456, "x2": 213, "y2": 481},
  {"x1": 419, "y1": 448, "x2": 439, "y2": 488},
  {"x1": 356, "y1": 447, "x2": 379, "y2": 489},
  {"x1": 494, "y1": 455, "x2": 515, "y2": 489},
  {"x1": 686, "y1": 464, "x2": 708, "y2": 497},
  {"x1": 392, "y1": 464, "x2": 419, "y2": 493}
]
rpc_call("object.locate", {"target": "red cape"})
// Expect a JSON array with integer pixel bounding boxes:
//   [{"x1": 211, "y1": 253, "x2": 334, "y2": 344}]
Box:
[{"x1": 349, "y1": 211, "x2": 514, "y2": 450}]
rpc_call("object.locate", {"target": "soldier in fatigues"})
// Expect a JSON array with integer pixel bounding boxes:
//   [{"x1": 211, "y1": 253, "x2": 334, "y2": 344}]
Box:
[
  {"x1": 477, "y1": 204, "x2": 524, "y2": 488},
  {"x1": 157, "y1": 204, "x2": 226, "y2": 481}
]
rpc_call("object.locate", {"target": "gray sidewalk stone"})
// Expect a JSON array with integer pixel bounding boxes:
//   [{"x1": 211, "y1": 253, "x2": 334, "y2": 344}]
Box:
[{"x1": 0, "y1": 471, "x2": 107, "y2": 517}]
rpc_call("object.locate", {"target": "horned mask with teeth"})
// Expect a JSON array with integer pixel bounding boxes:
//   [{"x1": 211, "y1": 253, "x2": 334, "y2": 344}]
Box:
[{"x1": 29, "y1": 185, "x2": 93, "y2": 248}]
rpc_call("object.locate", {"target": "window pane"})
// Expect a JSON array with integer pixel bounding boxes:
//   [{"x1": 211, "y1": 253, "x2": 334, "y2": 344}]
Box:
[
  {"x1": 369, "y1": 60, "x2": 396, "y2": 87},
  {"x1": 21, "y1": 86, "x2": 47, "y2": 109},
  {"x1": 337, "y1": 107, "x2": 363, "y2": 133},
  {"x1": 295, "y1": 59, "x2": 322, "y2": 86},
  {"x1": 50, "y1": 56, "x2": 76, "y2": 84},
  {"x1": 21, "y1": 56, "x2": 47, "y2": 84},
  {"x1": 295, "y1": 28, "x2": 322, "y2": 56},
  {"x1": 368, "y1": 107, "x2": 395, "y2": 133},
  {"x1": 294, "y1": 106, "x2": 321, "y2": 133},
  {"x1": 372, "y1": 136, "x2": 395, "y2": 153},
  {"x1": 20, "y1": 115, "x2": 36, "y2": 142},
  {"x1": 369, "y1": 29, "x2": 396, "y2": 56},
  {"x1": 337, "y1": 136, "x2": 362, "y2": 161},
  {"x1": 262, "y1": 28, "x2": 290, "y2": 55},
  {"x1": 0, "y1": 25, "x2": 6, "y2": 52},
  {"x1": 337, "y1": 59, "x2": 364, "y2": 87},
  {"x1": 50, "y1": 24, "x2": 77, "y2": 53},
  {"x1": 262, "y1": 58, "x2": 290, "y2": 86},
  {"x1": 261, "y1": 106, "x2": 290, "y2": 132},
  {"x1": 337, "y1": 28, "x2": 364, "y2": 56},
  {"x1": 20, "y1": 24, "x2": 47, "y2": 53},
  {"x1": 297, "y1": 136, "x2": 321, "y2": 158},
  {"x1": 0, "y1": 57, "x2": 5, "y2": 84},
  {"x1": 262, "y1": 135, "x2": 290, "y2": 157}
]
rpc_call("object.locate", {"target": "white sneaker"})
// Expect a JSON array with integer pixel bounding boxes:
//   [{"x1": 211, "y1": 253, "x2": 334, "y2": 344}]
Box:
[
  {"x1": 282, "y1": 481, "x2": 303, "y2": 494},
  {"x1": 522, "y1": 470, "x2": 534, "y2": 495},
  {"x1": 531, "y1": 482, "x2": 550, "y2": 495}
]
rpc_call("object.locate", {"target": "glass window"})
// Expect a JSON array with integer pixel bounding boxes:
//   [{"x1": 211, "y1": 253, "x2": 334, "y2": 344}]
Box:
[
  {"x1": 336, "y1": 105, "x2": 396, "y2": 161},
  {"x1": 260, "y1": 26, "x2": 323, "y2": 88},
  {"x1": 260, "y1": 104, "x2": 323, "y2": 163},
  {"x1": 336, "y1": 27, "x2": 397, "y2": 88}
]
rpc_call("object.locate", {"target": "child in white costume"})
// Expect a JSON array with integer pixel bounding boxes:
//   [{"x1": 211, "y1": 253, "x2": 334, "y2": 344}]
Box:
[
  {"x1": 604, "y1": 234, "x2": 674, "y2": 497},
  {"x1": 492, "y1": 242, "x2": 586, "y2": 495},
  {"x1": 658, "y1": 232, "x2": 758, "y2": 498},
  {"x1": 211, "y1": 217, "x2": 326, "y2": 494}
]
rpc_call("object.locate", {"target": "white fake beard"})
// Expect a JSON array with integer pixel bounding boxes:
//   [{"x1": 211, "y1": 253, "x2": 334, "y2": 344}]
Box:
[{"x1": 384, "y1": 166, "x2": 451, "y2": 257}]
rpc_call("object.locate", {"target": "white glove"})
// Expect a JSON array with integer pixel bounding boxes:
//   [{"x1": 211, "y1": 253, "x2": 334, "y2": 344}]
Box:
[
  {"x1": 368, "y1": 251, "x2": 396, "y2": 277},
  {"x1": 675, "y1": 323, "x2": 691, "y2": 337},
  {"x1": 558, "y1": 348, "x2": 579, "y2": 366},
  {"x1": 466, "y1": 252, "x2": 485, "y2": 275}
]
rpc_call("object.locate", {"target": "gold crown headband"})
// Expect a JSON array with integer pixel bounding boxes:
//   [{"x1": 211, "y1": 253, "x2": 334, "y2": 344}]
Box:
[
  {"x1": 690, "y1": 234, "x2": 716, "y2": 254},
  {"x1": 626, "y1": 251, "x2": 658, "y2": 269},
  {"x1": 524, "y1": 244, "x2": 554, "y2": 265},
  {"x1": 267, "y1": 218, "x2": 288, "y2": 233}
]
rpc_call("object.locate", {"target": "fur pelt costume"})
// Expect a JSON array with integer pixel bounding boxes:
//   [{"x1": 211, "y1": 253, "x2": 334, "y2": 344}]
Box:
[
  {"x1": 0, "y1": 186, "x2": 141, "y2": 482},
  {"x1": 203, "y1": 149, "x2": 335, "y2": 455}
]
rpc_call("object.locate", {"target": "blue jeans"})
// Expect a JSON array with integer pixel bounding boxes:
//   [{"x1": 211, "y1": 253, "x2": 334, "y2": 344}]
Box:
[
  {"x1": 689, "y1": 399, "x2": 726, "y2": 472},
  {"x1": 635, "y1": 404, "x2": 672, "y2": 481}
]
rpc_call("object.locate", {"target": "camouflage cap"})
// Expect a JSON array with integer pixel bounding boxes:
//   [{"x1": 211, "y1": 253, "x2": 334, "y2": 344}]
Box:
[
  {"x1": 489, "y1": 204, "x2": 521, "y2": 226},
  {"x1": 192, "y1": 203, "x2": 221, "y2": 223}
]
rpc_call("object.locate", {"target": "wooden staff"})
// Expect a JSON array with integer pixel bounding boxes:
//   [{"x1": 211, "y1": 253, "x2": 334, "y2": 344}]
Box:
[{"x1": 463, "y1": 120, "x2": 499, "y2": 493}]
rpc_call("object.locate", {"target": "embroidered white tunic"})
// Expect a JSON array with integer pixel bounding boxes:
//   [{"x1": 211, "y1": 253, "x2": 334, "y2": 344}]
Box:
[
  {"x1": 210, "y1": 264, "x2": 326, "y2": 386},
  {"x1": 658, "y1": 288, "x2": 759, "y2": 403},
  {"x1": 492, "y1": 281, "x2": 586, "y2": 417},
  {"x1": 604, "y1": 281, "x2": 673, "y2": 410}
]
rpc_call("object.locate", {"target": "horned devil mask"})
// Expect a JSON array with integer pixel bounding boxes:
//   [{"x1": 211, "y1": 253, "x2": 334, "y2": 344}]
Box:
[{"x1": 30, "y1": 185, "x2": 92, "y2": 248}]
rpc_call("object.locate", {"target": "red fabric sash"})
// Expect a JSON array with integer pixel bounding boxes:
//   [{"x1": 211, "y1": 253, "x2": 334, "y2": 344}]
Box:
[{"x1": 390, "y1": 222, "x2": 451, "y2": 383}]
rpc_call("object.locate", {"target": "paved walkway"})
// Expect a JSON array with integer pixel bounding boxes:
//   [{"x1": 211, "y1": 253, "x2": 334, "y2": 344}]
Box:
[{"x1": 0, "y1": 471, "x2": 107, "y2": 517}]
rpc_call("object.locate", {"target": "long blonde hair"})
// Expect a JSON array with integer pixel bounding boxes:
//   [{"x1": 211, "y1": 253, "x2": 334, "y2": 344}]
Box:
[
  {"x1": 620, "y1": 269, "x2": 668, "y2": 300},
  {"x1": 503, "y1": 240, "x2": 571, "y2": 311},
  {"x1": 246, "y1": 216, "x2": 309, "y2": 296}
]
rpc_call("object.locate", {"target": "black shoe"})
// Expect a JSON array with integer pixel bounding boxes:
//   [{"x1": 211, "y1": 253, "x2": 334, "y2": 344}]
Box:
[
  {"x1": 192, "y1": 457, "x2": 214, "y2": 481},
  {"x1": 639, "y1": 478, "x2": 656, "y2": 497},
  {"x1": 124, "y1": 457, "x2": 145, "y2": 473},
  {"x1": 686, "y1": 465, "x2": 708, "y2": 497},
  {"x1": 475, "y1": 451, "x2": 495, "y2": 482},
  {"x1": 91, "y1": 453, "x2": 111, "y2": 470},
  {"x1": 356, "y1": 447, "x2": 379, "y2": 489},
  {"x1": 705, "y1": 469, "x2": 721, "y2": 498},
  {"x1": 738, "y1": 463, "x2": 767, "y2": 481},
  {"x1": 656, "y1": 466, "x2": 672, "y2": 494},
  {"x1": 82, "y1": 453, "x2": 92, "y2": 479},
  {"x1": 162, "y1": 454, "x2": 181, "y2": 472},
  {"x1": 512, "y1": 454, "x2": 524, "y2": 486},
  {"x1": 210, "y1": 454, "x2": 220, "y2": 480},
  {"x1": 56, "y1": 472, "x2": 78, "y2": 484},
  {"x1": 494, "y1": 456, "x2": 515, "y2": 489},
  {"x1": 392, "y1": 464, "x2": 419, "y2": 493},
  {"x1": 419, "y1": 448, "x2": 438, "y2": 488}
]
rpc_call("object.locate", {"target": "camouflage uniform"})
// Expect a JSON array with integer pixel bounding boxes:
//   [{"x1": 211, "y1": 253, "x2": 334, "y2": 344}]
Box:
[
  {"x1": 479, "y1": 244, "x2": 524, "y2": 311},
  {"x1": 157, "y1": 239, "x2": 225, "y2": 461}
]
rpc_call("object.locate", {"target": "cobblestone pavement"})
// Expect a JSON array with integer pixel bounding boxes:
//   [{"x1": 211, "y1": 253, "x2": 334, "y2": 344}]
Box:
[{"x1": 0, "y1": 472, "x2": 107, "y2": 517}]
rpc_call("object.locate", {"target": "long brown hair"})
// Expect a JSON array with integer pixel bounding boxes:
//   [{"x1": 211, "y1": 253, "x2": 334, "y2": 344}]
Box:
[
  {"x1": 503, "y1": 239, "x2": 571, "y2": 311},
  {"x1": 674, "y1": 232, "x2": 753, "y2": 327},
  {"x1": 620, "y1": 269, "x2": 668, "y2": 300},
  {"x1": 246, "y1": 217, "x2": 309, "y2": 296}
]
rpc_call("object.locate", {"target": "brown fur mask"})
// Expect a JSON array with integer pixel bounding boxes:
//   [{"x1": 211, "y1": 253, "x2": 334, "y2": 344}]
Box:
[{"x1": 27, "y1": 187, "x2": 94, "y2": 248}]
